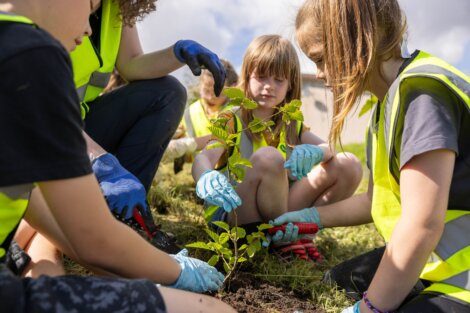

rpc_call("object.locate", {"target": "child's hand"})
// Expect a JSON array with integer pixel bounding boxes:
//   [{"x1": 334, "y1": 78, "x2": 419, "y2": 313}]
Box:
[
  {"x1": 284, "y1": 144, "x2": 324, "y2": 180},
  {"x1": 196, "y1": 170, "x2": 242, "y2": 212},
  {"x1": 170, "y1": 249, "x2": 225, "y2": 292}
]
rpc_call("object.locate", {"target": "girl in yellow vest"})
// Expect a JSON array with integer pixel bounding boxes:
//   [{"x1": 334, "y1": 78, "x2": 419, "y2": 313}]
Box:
[
  {"x1": 0, "y1": 0, "x2": 236, "y2": 312},
  {"x1": 192, "y1": 34, "x2": 363, "y2": 259},
  {"x1": 273, "y1": 0, "x2": 470, "y2": 312}
]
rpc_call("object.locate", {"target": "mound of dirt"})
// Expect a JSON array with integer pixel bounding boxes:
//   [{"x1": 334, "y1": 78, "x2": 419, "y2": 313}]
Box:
[{"x1": 218, "y1": 273, "x2": 323, "y2": 313}]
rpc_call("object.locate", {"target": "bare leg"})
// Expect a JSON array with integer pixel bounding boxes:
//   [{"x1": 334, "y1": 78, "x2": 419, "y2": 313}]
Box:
[
  {"x1": 228, "y1": 147, "x2": 289, "y2": 225},
  {"x1": 23, "y1": 231, "x2": 65, "y2": 278},
  {"x1": 288, "y1": 152, "x2": 363, "y2": 210},
  {"x1": 13, "y1": 219, "x2": 37, "y2": 248},
  {"x1": 159, "y1": 286, "x2": 236, "y2": 313}
]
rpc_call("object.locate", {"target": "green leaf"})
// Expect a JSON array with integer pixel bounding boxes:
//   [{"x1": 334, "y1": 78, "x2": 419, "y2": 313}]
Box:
[
  {"x1": 231, "y1": 227, "x2": 246, "y2": 239},
  {"x1": 228, "y1": 97, "x2": 243, "y2": 107},
  {"x1": 186, "y1": 242, "x2": 211, "y2": 250},
  {"x1": 204, "y1": 205, "x2": 220, "y2": 223},
  {"x1": 239, "y1": 244, "x2": 248, "y2": 251},
  {"x1": 289, "y1": 99, "x2": 302, "y2": 109},
  {"x1": 246, "y1": 245, "x2": 257, "y2": 258},
  {"x1": 219, "y1": 233, "x2": 230, "y2": 244},
  {"x1": 248, "y1": 118, "x2": 267, "y2": 133},
  {"x1": 257, "y1": 223, "x2": 273, "y2": 231},
  {"x1": 204, "y1": 227, "x2": 219, "y2": 242},
  {"x1": 237, "y1": 257, "x2": 248, "y2": 263},
  {"x1": 265, "y1": 120, "x2": 275, "y2": 127},
  {"x1": 206, "y1": 141, "x2": 225, "y2": 150},
  {"x1": 241, "y1": 98, "x2": 258, "y2": 110},
  {"x1": 223, "y1": 87, "x2": 245, "y2": 99},
  {"x1": 287, "y1": 110, "x2": 304, "y2": 122},
  {"x1": 212, "y1": 221, "x2": 230, "y2": 232},
  {"x1": 207, "y1": 255, "x2": 219, "y2": 266},
  {"x1": 223, "y1": 262, "x2": 231, "y2": 274},
  {"x1": 208, "y1": 125, "x2": 228, "y2": 141},
  {"x1": 229, "y1": 166, "x2": 245, "y2": 183},
  {"x1": 246, "y1": 234, "x2": 254, "y2": 244}
]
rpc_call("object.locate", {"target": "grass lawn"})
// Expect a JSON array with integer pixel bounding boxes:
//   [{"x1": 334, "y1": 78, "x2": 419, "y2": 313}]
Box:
[{"x1": 65, "y1": 142, "x2": 384, "y2": 312}]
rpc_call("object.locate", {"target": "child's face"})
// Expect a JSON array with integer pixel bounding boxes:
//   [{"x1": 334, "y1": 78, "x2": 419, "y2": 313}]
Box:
[
  {"x1": 200, "y1": 74, "x2": 228, "y2": 107},
  {"x1": 307, "y1": 43, "x2": 330, "y2": 87},
  {"x1": 248, "y1": 72, "x2": 289, "y2": 109},
  {"x1": 44, "y1": 0, "x2": 99, "y2": 51}
]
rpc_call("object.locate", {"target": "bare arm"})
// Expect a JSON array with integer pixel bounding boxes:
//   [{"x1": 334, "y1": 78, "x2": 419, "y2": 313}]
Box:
[
  {"x1": 116, "y1": 25, "x2": 183, "y2": 81},
  {"x1": 36, "y1": 174, "x2": 182, "y2": 285},
  {"x1": 362, "y1": 149, "x2": 454, "y2": 312},
  {"x1": 300, "y1": 131, "x2": 334, "y2": 162},
  {"x1": 192, "y1": 142, "x2": 225, "y2": 181},
  {"x1": 83, "y1": 131, "x2": 106, "y2": 160}
]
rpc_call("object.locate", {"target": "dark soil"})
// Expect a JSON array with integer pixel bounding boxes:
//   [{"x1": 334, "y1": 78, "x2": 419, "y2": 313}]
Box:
[{"x1": 218, "y1": 272, "x2": 323, "y2": 313}]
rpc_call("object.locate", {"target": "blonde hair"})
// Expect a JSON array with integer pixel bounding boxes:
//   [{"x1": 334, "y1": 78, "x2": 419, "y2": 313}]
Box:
[
  {"x1": 296, "y1": 0, "x2": 407, "y2": 145},
  {"x1": 239, "y1": 35, "x2": 302, "y2": 145}
]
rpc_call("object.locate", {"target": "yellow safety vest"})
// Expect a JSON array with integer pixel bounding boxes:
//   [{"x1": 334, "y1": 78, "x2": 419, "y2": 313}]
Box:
[
  {"x1": 70, "y1": 0, "x2": 122, "y2": 118},
  {"x1": 0, "y1": 13, "x2": 35, "y2": 261},
  {"x1": 369, "y1": 50, "x2": 470, "y2": 303},
  {"x1": 221, "y1": 106, "x2": 302, "y2": 168},
  {"x1": 183, "y1": 100, "x2": 214, "y2": 138}
]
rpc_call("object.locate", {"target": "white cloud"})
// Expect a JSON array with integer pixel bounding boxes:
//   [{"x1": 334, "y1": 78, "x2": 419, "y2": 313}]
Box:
[{"x1": 137, "y1": 0, "x2": 470, "y2": 80}]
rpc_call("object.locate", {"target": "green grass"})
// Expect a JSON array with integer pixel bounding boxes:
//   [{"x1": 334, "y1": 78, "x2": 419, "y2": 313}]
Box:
[{"x1": 147, "y1": 143, "x2": 384, "y2": 313}]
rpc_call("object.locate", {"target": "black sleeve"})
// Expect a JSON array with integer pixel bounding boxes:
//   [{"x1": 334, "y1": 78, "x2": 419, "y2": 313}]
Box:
[{"x1": 0, "y1": 46, "x2": 92, "y2": 187}]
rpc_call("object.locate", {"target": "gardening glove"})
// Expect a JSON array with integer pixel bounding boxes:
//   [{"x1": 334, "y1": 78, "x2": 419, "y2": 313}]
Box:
[
  {"x1": 173, "y1": 40, "x2": 226, "y2": 96},
  {"x1": 263, "y1": 222, "x2": 300, "y2": 247},
  {"x1": 170, "y1": 249, "x2": 225, "y2": 292},
  {"x1": 284, "y1": 144, "x2": 324, "y2": 180},
  {"x1": 163, "y1": 137, "x2": 197, "y2": 162},
  {"x1": 196, "y1": 170, "x2": 241, "y2": 212},
  {"x1": 92, "y1": 153, "x2": 148, "y2": 220},
  {"x1": 341, "y1": 301, "x2": 361, "y2": 313},
  {"x1": 267, "y1": 207, "x2": 322, "y2": 245}
]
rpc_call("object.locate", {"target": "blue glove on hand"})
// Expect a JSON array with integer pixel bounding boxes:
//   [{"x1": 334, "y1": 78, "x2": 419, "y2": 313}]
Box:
[
  {"x1": 173, "y1": 40, "x2": 226, "y2": 96},
  {"x1": 284, "y1": 144, "x2": 324, "y2": 180},
  {"x1": 196, "y1": 170, "x2": 241, "y2": 212},
  {"x1": 92, "y1": 153, "x2": 148, "y2": 219},
  {"x1": 170, "y1": 249, "x2": 225, "y2": 292},
  {"x1": 341, "y1": 301, "x2": 361, "y2": 313},
  {"x1": 267, "y1": 207, "x2": 322, "y2": 244}
]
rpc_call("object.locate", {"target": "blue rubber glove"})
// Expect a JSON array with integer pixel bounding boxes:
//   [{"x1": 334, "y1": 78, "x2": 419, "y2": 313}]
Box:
[
  {"x1": 341, "y1": 301, "x2": 361, "y2": 313},
  {"x1": 92, "y1": 153, "x2": 148, "y2": 219},
  {"x1": 170, "y1": 249, "x2": 225, "y2": 292},
  {"x1": 267, "y1": 207, "x2": 322, "y2": 244},
  {"x1": 196, "y1": 170, "x2": 241, "y2": 212},
  {"x1": 263, "y1": 222, "x2": 300, "y2": 247},
  {"x1": 284, "y1": 144, "x2": 324, "y2": 180},
  {"x1": 173, "y1": 40, "x2": 226, "y2": 96}
]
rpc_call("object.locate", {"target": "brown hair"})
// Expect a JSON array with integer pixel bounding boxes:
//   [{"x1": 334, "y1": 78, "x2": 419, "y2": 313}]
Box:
[
  {"x1": 201, "y1": 59, "x2": 239, "y2": 87},
  {"x1": 296, "y1": 0, "x2": 406, "y2": 145},
  {"x1": 116, "y1": 0, "x2": 157, "y2": 26},
  {"x1": 239, "y1": 35, "x2": 302, "y2": 145}
]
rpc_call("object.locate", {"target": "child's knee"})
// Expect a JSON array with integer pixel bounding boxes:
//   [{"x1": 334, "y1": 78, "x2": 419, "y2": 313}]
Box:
[
  {"x1": 335, "y1": 152, "x2": 363, "y2": 186},
  {"x1": 251, "y1": 147, "x2": 285, "y2": 173}
]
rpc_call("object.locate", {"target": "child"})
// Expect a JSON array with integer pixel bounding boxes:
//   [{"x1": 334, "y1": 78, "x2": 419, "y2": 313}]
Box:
[
  {"x1": 164, "y1": 59, "x2": 239, "y2": 164},
  {"x1": 0, "y1": 1, "x2": 234, "y2": 312},
  {"x1": 192, "y1": 35, "x2": 362, "y2": 259},
  {"x1": 273, "y1": 0, "x2": 470, "y2": 311}
]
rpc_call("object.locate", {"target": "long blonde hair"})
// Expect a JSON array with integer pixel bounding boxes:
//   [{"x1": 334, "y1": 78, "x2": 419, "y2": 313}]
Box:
[
  {"x1": 238, "y1": 35, "x2": 302, "y2": 145},
  {"x1": 296, "y1": 0, "x2": 407, "y2": 145}
]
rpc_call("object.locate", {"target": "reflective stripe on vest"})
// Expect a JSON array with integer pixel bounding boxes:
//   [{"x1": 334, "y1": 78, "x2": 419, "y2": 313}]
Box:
[
  {"x1": 183, "y1": 100, "x2": 214, "y2": 138},
  {"x1": 0, "y1": 184, "x2": 33, "y2": 260},
  {"x1": 70, "y1": 0, "x2": 122, "y2": 115},
  {"x1": 369, "y1": 51, "x2": 470, "y2": 303},
  {"x1": 0, "y1": 12, "x2": 34, "y2": 25}
]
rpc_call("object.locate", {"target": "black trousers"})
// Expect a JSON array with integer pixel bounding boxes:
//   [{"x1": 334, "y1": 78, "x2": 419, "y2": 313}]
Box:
[
  {"x1": 84, "y1": 76, "x2": 187, "y2": 191},
  {"x1": 324, "y1": 246, "x2": 470, "y2": 313}
]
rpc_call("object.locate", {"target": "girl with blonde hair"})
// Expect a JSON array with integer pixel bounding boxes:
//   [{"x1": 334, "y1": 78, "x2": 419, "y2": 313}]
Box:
[
  {"x1": 192, "y1": 34, "x2": 362, "y2": 260},
  {"x1": 273, "y1": 0, "x2": 470, "y2": 311}
]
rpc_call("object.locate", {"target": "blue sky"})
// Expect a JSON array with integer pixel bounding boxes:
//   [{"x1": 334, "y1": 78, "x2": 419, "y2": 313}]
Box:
[{"x1": 137, "y1": 0, "x2": 470, "y2": 83}]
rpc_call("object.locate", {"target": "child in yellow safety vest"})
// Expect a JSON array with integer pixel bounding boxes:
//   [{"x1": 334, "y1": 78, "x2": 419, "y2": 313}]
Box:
[
  {"x1": 273, "y1": 0, "x2": 470, "y2": 312},
  {"x1": 192, "y1": 34, "x2": 363, "y2": 260},
  {"x1": 163, "y1": 59, "x2": 239, "y2": 166}
]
